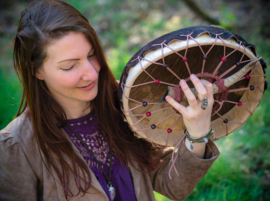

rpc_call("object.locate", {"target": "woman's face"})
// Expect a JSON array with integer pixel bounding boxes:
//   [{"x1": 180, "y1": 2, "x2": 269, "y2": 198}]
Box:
[{"x1": 36, "y1": 32, "x2": 100, "y2": 109}]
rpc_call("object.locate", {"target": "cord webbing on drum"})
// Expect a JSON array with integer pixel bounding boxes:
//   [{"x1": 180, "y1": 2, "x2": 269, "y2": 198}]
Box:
[
  {"x1": 122, "y1": 32, "x2": 264, "y2": 140},
  {"x1": 121, "y1": 30, "x2": 265, "y2": 178}
]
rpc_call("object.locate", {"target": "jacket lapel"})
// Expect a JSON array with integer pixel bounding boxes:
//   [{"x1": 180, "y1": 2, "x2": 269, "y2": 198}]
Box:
[{"x1": 58, "y1": 128, "x2": 108, "y2": 200}]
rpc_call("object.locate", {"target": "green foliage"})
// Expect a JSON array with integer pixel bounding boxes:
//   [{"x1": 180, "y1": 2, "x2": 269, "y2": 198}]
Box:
[
  {"x1": 0, "y1": 37, "x2": 22, "y2": 129},
  {"x1": 219, "y1": 4, "x2": 237, "y2": 30},
  {"x1": 0, "y1": 70, "x2": 22, "y2": 129}
]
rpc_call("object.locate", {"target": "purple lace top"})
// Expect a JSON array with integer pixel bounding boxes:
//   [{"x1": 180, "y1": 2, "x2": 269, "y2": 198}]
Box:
[{"x1": 63, "y1": 111, "x2": 137, "y2": 201}]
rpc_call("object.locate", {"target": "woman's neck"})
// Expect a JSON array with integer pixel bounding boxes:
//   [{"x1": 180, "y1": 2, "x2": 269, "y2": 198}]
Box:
[
  {"x1": 62, "y1": 101, "x2": 91, "y2": 120},
  {"x1": 48, "y1": 91, "x2": 92, "y2": 119}
]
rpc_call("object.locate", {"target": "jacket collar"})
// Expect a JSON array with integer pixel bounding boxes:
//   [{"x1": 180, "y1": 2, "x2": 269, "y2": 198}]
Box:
[{"x1": 60, "y1": 128, "x2": 108, "y2": 199}]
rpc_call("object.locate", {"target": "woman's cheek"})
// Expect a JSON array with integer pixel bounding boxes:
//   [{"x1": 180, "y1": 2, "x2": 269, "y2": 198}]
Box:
[{"x1": 60, "y1": 72, "x2": 81, "y2": 88}]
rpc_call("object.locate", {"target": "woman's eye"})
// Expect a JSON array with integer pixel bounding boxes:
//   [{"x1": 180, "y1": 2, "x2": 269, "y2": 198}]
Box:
[
  {"x1": 62, "y1": 66, "x2": 74, "y2": 71},
  {"x1": 88, "y1": 53, "x2": 95, "y2": 58}
]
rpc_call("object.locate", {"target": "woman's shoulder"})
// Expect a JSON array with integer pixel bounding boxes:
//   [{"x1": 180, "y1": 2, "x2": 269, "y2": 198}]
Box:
[
  {"x1": 0, "y1": 111, "x2": 43, "y2": 200},
  {"x1": 0, "y1": 109, "x2": 42, "y2": 177},
  {"x1": 0, "y1": 110, "x2": 37, "y2": 154}
]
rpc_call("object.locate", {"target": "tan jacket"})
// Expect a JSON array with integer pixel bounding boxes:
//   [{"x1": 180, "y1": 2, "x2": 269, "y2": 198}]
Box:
[{"x1": 0, "y1": 111, "x2": 219, "y2": 201}]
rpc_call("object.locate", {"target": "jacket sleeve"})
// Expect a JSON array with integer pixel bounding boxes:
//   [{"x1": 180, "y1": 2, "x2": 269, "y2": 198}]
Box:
[
  {"x1": 149, "y1": 139, "x2": 219, "y2": 201},
  {"x1": 0, "y1": 131, "x2": 38, "y2": 201}
]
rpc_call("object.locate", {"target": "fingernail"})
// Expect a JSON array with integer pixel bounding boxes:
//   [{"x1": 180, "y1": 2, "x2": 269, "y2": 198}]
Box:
[
  {"x1": 190, "y1": 74, "x2": 196, "y2": 80},
  {"x1": 165, "y1": 95, "x2": 172, "y2": 101},
  {"x1": 180, "y1": 79, "x2": 187, "y2": 85}
]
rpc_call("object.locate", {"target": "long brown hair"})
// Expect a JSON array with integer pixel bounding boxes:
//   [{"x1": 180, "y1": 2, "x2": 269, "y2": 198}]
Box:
[{"x1": 13, "y1": 0, "x2": 160, "y2": 198}]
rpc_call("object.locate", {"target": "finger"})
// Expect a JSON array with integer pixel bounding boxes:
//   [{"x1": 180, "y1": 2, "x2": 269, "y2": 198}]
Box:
[
  {"x1": 200, "y1": 80, "x2": 214, "y2": 109},
  {"x1": 180, "y1": 79, "x2": 197, "y2": 109},
  {"x1": 200, "y1": 79, "x2": 215, "y2": 111},
  {"x1": 201, "y1": 79, "x2": 214, "y2": 101},
  {"x1": 190, "y1": 74, "x2": 208, "y2": 101},
  {"x1": 165, "y1": 95, "x2": 187, "y2": 115}
]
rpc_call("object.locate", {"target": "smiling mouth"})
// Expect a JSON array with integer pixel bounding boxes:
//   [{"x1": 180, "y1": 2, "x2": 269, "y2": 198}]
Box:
[
  {"x1": 79, "y1": 83, "x2": 92, "y2": 88},
  {"x1": 77, "y1": 81, "x2": 96, "y2": 91}
]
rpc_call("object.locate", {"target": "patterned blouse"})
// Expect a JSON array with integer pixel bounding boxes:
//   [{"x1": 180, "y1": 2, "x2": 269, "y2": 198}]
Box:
[{"x1": 63, "y1": 111, "x2": 137, "y2": 201}]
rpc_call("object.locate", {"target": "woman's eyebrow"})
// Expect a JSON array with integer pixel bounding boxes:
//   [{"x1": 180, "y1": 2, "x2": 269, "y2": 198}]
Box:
[{"x1": 58, "y1": 47, "x2": 94, "y2": 63}]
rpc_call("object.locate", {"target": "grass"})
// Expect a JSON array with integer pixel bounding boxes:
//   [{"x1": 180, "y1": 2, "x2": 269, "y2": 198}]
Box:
[{"x1": 0, "y1": 0, "x2": 269, "y2": 200}]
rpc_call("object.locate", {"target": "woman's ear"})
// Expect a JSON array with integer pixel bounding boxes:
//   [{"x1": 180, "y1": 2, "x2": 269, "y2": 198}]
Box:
[
  {"x1": 32, "y1": 63, "x2": 44, "y2": 80},
  {"x1": 35, "y1": 71, "x2": 44, "y2": 80}
]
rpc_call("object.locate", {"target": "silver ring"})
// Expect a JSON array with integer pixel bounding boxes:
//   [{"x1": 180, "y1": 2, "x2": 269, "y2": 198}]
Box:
[{"x1": 199, "y1": 97, "x2": 208, "y2": 110}]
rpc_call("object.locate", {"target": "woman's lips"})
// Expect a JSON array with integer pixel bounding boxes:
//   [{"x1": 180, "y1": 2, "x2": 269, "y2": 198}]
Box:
[{"x1": 77, "y1": 82, "x2": 95, "y2": 91}]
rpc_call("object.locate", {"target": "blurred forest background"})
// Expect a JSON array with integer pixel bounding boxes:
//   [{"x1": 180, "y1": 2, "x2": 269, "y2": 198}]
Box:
[{"x1": 0, "y1": 0, "x2": 269, "y2": 200}]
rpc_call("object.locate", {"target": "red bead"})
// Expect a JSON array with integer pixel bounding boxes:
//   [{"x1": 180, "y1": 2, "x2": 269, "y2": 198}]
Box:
[
  {"x1": 155, "y1": 79, "x2": 160, "y2": 84},
  {"x1": 167, "y1": 128, "x2": 172, "y2": 133},
  {"x1": 238, "y1": 101, "x2": 242, "y2": 106},
  {"x1": 221, "y1": 57, "x2": 226, "y2": 62},
  {"x1": 245, "y1": 74, "x2": 250, "y2": 79},
  {"x1": 182, "y1": 57, "x2": 188, "y2": 62},
  {"x1": 146, "y1": 112, "x2": 151, "y2": 117}
]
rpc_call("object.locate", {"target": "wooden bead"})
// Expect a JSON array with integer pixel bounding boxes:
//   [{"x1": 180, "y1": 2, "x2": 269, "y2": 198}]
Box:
[
  {"x1": 221, "y1": 57, "x2": 226, "y2": 62},
  {"x1": 182, "y1": 57, "x2": 188, "y2": 62},
  {"x1": 151, "y1": 124, "x2": 156, "y2": 129}
]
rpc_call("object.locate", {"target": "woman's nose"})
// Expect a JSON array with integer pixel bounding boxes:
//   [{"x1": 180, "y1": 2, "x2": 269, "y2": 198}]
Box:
[{"x1": 81, "y1": 61, "x2": 99, "y2": 81}]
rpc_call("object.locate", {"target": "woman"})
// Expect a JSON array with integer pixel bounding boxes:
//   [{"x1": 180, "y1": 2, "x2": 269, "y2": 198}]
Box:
[{"x1": 0, "y1": 0, "x2": 219, "y2": 200}]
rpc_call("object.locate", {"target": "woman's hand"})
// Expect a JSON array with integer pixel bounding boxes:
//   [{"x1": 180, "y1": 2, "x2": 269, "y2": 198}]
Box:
[{"x1": 165, "y1": 74, "x2": 214, "y2": 157}]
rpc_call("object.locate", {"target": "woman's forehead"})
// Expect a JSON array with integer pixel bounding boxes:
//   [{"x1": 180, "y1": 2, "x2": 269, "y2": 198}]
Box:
[{"x1": 45, "y1": 32, "x2": 92, "y2": 63}]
